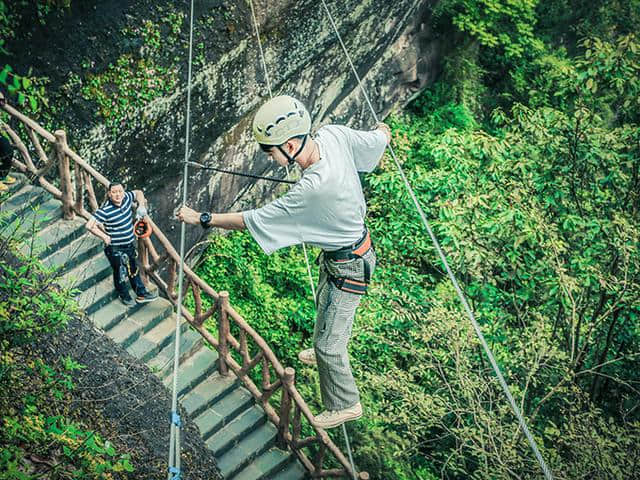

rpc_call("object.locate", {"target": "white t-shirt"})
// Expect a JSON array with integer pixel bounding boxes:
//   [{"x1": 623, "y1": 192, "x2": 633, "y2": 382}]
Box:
[{"x1": 243, "y1": 125, "x2": 387, "y2": 255}]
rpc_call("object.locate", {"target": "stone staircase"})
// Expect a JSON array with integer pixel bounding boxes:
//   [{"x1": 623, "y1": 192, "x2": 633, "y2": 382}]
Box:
[{"x1": 1, "y1": 178, "x2": 307, "y2": 480}]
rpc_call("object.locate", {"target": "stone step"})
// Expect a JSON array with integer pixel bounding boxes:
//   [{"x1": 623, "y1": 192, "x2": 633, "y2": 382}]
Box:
[
  {"x1": 194, "y1": 387, "x2": 254, "y2": 441},
  {"x1": 75, "y1": 276, "x2": 118, "y2": 314},
  {"x1": 232, "y1": 448, "x2": 295, "y2": 480},
  {"x1": 0, "y1": 184, "x2": 51, "y2": 225},
  {"x1": 217, "y1": 421, "x2": 277, "y2": 479},
  {"x1": 148, "y1": 327, "x2": 204, "y2": 379},
  {"x1": 163, "y1": 346, "x2": 219, "y2": 397},
  {"x1": 42, "y1": 232, "x2": 103, "y2": 273},
  {"x1": 104, "y1": 299, "x2": 172, "y2": 349},
  {"x1": 269, "y1": 458, "x2": 307, "y2": 480},
  {"x1": 18, "y1": 217, "x2": 86, "y2": 260},
  {"x1": 87, "y1": 290, "x2": 156, "y2": 331},
  {"x1": 62, "y1": 252, "x2": 111, "y2": 292},
  {"x1": 3, "y1": 198, "x2": 62, "y2": 243},
  {"x1": 181, "y1": 371, "x2": 238, "y2": 418},
  {"x1": 126, "y1": 315, "x2": 190, "y2": 363},
  {"x1": 206, "y1": 405, "x2": 266, "y2": 457}
]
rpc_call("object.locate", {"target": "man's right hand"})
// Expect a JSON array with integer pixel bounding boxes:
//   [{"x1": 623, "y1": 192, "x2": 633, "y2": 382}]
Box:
[
  {"x1": 376, "y1": 122, "x2": 391, "y2": 144},
  {"x1": 176, "y1": 205, "x2": 201, "y2": 225},
  {"x1": 104, "y1": 236, "x2": 111, "y2": 246}
]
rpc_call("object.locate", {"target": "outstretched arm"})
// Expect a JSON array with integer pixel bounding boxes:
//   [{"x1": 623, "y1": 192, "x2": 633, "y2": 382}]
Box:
[{"x1": 176, "y1": 206, "x2": 246, "y2": 231}]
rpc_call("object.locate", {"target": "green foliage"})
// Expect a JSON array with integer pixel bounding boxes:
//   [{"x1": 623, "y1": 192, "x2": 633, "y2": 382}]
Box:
[
  {"x1": 192, "y1": 232, "x2": 317, "y2": 366},
  {"x1": 77, "y1": 13, "x2": 184, "y2": 132},
  {"x1": 0, "y1": 1, "x2": 59, "y2": 116},
  {"x1": 1, "y1": 398, "x2": 134, "y2": 479},
  {"x1": 0, "y1": 255, "x2": 75, "y2": 351},
  {"x1": 1, "y1": 242, "x2": 133, "y2": 478},
  {"x1": 435, "y1": 0, "x2": 544, "y2": 60}
]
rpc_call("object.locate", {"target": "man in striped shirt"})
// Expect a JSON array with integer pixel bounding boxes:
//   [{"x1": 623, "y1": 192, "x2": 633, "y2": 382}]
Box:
[{"x1": 85, "y1": 181, "x2": 157, "y2": 306}]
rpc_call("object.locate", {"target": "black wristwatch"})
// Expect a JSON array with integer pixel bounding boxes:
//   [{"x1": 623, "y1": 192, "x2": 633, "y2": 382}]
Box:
[{"x1": 199, "y1": 212, "x2": 212, "y2": 229}]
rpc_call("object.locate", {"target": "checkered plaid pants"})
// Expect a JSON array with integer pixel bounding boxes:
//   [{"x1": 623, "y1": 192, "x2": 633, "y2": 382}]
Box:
[{"x1": 313, "y1": 248, "x2": 376, "y2": 410}]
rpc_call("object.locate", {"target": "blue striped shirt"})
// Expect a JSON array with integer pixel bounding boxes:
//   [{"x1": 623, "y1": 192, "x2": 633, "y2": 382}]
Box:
[{"x1": 93, "y1": 191, "x2": 136, "y2": 246}]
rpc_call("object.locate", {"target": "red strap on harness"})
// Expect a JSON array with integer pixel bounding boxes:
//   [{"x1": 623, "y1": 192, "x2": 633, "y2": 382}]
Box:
[{"x1": 352, "y1": 231, "x2": 371, "y2": 256}]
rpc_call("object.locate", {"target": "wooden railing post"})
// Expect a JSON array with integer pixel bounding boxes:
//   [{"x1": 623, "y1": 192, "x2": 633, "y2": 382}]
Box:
[
  {"x1": 217, "y1": 291, "x2": 230, "y2": 376},
  {"x1": 74, "y1": 164, "x2": 84, "y2": 213},
  {"x1": 83, "y1": 171, "x2": 98, "y2": 212},
  {"x1": 277, "y1": 367, "x2": 295, "y2": 449},
  {"x1": 138, "y1": 237, "x2": 149, "y2": 284},
  {"x1": 54, "y1": 130, "x2": 74, "y2": 220}
]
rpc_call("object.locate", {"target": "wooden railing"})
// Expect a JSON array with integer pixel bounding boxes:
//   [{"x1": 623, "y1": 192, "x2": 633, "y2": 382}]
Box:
[{"x1": 0, "y1": 94, "x2": 368, "y2": 479}]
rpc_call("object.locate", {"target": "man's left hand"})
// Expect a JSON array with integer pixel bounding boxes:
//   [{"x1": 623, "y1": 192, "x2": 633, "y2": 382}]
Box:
[
  {"x1": 376, "y1": 122, "x2": 391, "y2": 144},
  {"x1": 176, "y1": 205, "x2": 200, "y2": 225}
]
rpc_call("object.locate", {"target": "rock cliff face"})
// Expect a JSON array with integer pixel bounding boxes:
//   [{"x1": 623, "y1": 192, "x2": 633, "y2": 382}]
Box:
[{"x1": 10, "y1": 0, "x2": 442, "y2": 249}]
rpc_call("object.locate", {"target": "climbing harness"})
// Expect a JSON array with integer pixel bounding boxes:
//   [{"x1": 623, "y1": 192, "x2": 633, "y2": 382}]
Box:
[
  {"x1": 324, "y1": 228, "x2": 372, "y2": 295},
  {"x1": 167, "y1": 0, "x2": 195, "y2": 476},
  {"x1": 111, "y1": 250, "x2": 131, "y2": 284},
  {"x1": 319, "y1": 1, "x2": 554, "y2": 478}
]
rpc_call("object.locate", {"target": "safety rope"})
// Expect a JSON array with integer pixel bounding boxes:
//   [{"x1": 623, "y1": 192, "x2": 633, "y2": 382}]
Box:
[
  {"x1": 187, "y1": 160, "x2": 296, "y2": 184},
  {"x1": 167, "y1": 0, "x2": 196, "y2": 477},
  {"x1": 319, "y1": 1, "x2": 553, "y2": 479}
]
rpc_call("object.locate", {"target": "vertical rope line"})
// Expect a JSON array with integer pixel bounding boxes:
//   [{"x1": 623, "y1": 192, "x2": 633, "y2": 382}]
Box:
[
  {"x1": 342, "y1": 423, "x2": 357, "y2": 480},
  {"x1": 319, "y1": 1, "x2": 553, "y2": 479},
  {"x1": 248, "y1": 0, "x2": 273, "y2": 98},
  {"x1": 248, "y1": 0, "x2": 317, "y2": 303},
  {"x1": 168, "y1": 0, "x2": 195, "y2": 477}
]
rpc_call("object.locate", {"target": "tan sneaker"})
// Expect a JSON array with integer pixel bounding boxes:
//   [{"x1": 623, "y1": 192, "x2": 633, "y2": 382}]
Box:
[
  {"x1": 298, "y1": 348, "x2": 317, "y2": 366},
  {"x1": 3, "y1": 175, "x2": 16, "y2": 185},
  {"x1": 0, "y1": 182, "x2": 8, "y2": 192},
  {"x1": 313, "y1": 402, "x2": 362, "y2": 429}
]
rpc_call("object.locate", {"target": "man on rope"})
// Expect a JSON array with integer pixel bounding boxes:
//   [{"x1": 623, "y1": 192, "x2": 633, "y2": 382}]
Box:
[
  {"x1": 177, "y1": 95, "x2": 390, "y2": 429},
  {"x1": 85, "y1": 181, "x2": 158, "y2": 306}
]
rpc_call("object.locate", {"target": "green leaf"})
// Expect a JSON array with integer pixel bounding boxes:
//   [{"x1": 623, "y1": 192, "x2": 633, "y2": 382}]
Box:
[
  {"x1": 122, "y1": 459, "x2": 134, "y2": 472},
  {"x1": 29, "y1": 96, "x2": 37, "y2": 111},
  {"x1": 12, "y1": 75, "x2": 20, "y2": 88},
  {"x1": 22, "y1": 77, "x2": 31, "y2": 89},
  {"x1": 17, "y1": 93, "x2": 25, "y2": 105}
]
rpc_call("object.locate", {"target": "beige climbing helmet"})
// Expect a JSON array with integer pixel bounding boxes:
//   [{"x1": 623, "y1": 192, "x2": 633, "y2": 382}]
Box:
[{"x1": 252, "y1": 95, "x2": 311, "y2": 146}]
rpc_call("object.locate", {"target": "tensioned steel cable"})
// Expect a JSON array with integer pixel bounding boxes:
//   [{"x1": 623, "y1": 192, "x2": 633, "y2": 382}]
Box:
[
  {"x1": 248, "y1": 1, "x2": 360, "y2": 478},
  {"x1": 187, "y1": 160, "x2": 296, "y2": 184},
  {"x1": 319, "y1": 1, "x2": 553, "y2": 479},
  {"x1": 167, "y1": 0, "x2": 196, "y2": 478}
]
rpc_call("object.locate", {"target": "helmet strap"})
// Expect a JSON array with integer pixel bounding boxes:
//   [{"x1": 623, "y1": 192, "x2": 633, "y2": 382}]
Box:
[{"x1": 277, "y1": 134, "x2": 308, "y2": 166}]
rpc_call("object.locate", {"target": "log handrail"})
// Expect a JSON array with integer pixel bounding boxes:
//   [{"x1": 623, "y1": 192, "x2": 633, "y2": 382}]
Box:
[{"x1": 0, "y1": 94, "x2": 368, "y2": 479}]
